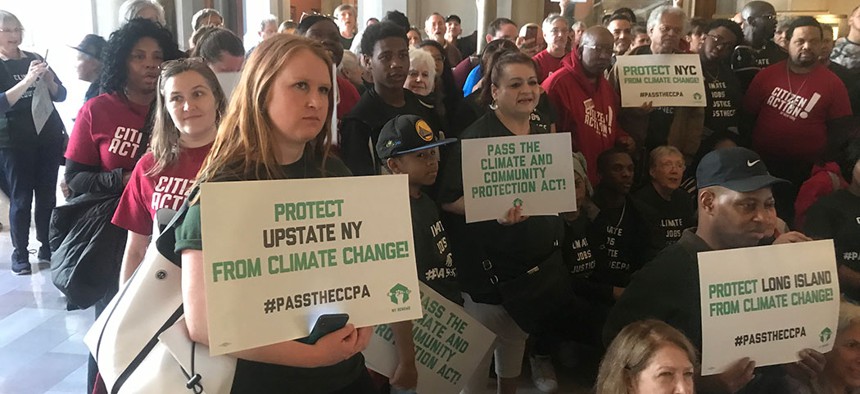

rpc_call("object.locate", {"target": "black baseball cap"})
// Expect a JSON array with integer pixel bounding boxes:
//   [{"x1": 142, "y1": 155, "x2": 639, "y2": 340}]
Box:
[
  {"x1": 446, "y1": 15, "x2": 462, "y2": 24},
  {"x1": 376, "y1": 115, "x2": 456, "y2": 160},
  {"x1": 696, "y1": 147, "x2": 788, "y2": 192},
  {"x1": 70, "y1": 34, "x2": 106, "y2": 60}
]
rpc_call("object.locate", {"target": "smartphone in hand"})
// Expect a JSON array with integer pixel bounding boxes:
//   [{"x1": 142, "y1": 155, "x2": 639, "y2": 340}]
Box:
[{"x1": 299, "y1": 313, "x2": 349, "y2": 344}]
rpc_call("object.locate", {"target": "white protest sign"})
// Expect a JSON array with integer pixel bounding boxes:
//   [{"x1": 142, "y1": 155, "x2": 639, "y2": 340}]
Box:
[
  {"x1": 216, "y1": 72, "x2": 241, "y2": 100},
  {"x1": 200, "y1": 175, "x2": 423, "y2": 355},
  {"x1": 698, "y1": 240, "x2": 839, "y2": 375},
  {"x1": 615, "y1": 54, "x2": 706, "y2": 108},
  {"x1": 461, "y1": 133, "x2": 576, "y2": 223},
  {"x1": 31, "y1": 78, "x2": 53, "y2": 134},
  {"x1": 363, "y1": 283, "x2": 495, "y2": 393}
]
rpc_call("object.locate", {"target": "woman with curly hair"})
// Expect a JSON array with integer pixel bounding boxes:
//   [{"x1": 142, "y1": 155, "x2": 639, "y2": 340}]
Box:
[{"x1": 62, "y1": 18, "x2": 182, "y2": 393}]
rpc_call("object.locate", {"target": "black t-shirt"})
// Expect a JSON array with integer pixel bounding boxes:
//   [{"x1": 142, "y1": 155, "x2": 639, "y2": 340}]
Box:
[
  {"x1": 563, "y1": 213, "x2": 614, "y2": 303},
  {"x1": 438, "y1": 111, "x2": 564, "y2": 303},
  {"x1": 731, "y1": 40, "x2": 788, "y2": 93},
  {"x1": 0, "y1": 51, "x2": 65, "y2": 149},
  {"x1": 340, "y1": 88, "x2": 437, "y2": 175},
  {"x1": 340, "y1": 35, "x2": 354, "y2": 50},
  {"x1": 173, "y1": 153, "x2": 367, "y2": 394},
  {"x1": 702, "y1": 61, "x2": 743, "y2": 136},
  {"x1": 589, "y1": 190, "x2": 653, "y2": 287},
  {"x1": 633, "y1": 182, "x2": 694, "y2": 251},
  {"x1": 411, "y1": 192, "x2": 463, "y2": 305},
  {"x1": 453, "y1": 89, "x2": 556, "y2": 136},
  {"x1": 803, "y1": 190, "x2": 860, "y2": 299}
]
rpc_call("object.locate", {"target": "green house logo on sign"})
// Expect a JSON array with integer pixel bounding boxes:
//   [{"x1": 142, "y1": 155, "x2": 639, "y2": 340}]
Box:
[
  {"x1": 388, "y1": 283, "x2": 411, "y2": 305},
  {"x1": 820, "y1": 327, "x2": 832, "y2": 343},
  {"x1": 693, "y1": 92, "x2": 702, "y2": 101}
]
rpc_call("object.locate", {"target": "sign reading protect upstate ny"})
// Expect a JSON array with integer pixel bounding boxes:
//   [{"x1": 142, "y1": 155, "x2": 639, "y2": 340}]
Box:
[
  {"x1": 363, "y1": 283, "x2": 496, "y2": 393},
  {"x1": 615, "y1": 54, "x2": 706, "y2": 108},
  {"x1": 698, "y1": 240, "x2": 839, "y2": 375},
  {"x1": 461, "y1": 133, "x2": 576, "y2": 223},
  {"x1": 199, "y1": 175, "x2": 423, "y2": 356}
]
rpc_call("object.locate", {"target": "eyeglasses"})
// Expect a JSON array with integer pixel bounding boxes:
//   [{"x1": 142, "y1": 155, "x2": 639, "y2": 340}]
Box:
[
  {"x1": 582, "y1": 44, "x2": 614, "y2": 54},
  {"x1": 657, "y1": 25, "x2": 683, "y2": 35},
  {"x1": 300, "y1": 11, "x2": 328, "y2": 23},
  {"x1": 706, "y1": 34, "x2": 733, "y2": 48},
  {"x1": 758, "y1": 14, "x2": 777, "y2": 21},
  {"x1": 0, "y1": 27, "x2": 24, "y2": 34}
]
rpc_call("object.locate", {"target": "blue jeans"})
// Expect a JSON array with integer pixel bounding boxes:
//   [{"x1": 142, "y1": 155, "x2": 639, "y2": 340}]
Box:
[{"x1": 0, "y1": 145, "x2": 61, "y2": 264}]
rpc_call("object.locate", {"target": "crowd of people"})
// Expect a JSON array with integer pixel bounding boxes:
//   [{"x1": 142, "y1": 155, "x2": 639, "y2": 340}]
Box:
[{"x1": 1, "y1": 0, "x2": 860, "y2": 392}]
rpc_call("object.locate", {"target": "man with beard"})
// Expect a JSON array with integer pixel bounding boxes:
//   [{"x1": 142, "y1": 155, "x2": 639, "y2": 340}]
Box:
[
  {"x1": 340, "y1": 22, "x2": 438, "y2": 175},
  {"x1": 605, "y1": 147, "x2": 824, "y2": 393},
  {"x1": 745, "y1": 16, "x2": 852, "y2": 225},
  {"x1": 543, "y1": 26, "x2": 633, "y2": 184},
  {"x1": 731, "y1": 1, "x2": 787, "y2": 93}
]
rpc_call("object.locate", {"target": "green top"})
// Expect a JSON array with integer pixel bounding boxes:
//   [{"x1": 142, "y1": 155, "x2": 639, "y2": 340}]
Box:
[{"x1": 173, "y1": 152, "x2": 363, "y2": 394}]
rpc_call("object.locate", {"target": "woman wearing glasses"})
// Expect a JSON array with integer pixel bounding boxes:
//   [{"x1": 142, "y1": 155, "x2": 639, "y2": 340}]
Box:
[
  {"x1": 0, "y1": 10, "x2": 67, "y2": 276},
  {"x1": 112, "y1": 59, "x2": 223, "y2": 285},
  {"x1": 63, "y1": 18, "x2": 182, "y2": 393},
  {"x1": 174, "y1": 34, "x2": 375, "y2": 394}
]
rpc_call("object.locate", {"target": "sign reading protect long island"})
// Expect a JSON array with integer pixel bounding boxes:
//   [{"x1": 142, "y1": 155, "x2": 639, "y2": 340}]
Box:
[
  {"x1": 461, "y1": 133, "x2": 576, "y2": 223},
  {"x1": 698, "y1": 240, "x2": 839, "y2": 375},
  {"x1": 200, "y1": 175, "x2": 423, "y2": 356},
  {"x1": 616, "y1": 54, "x2": 706, "y2": 108}
]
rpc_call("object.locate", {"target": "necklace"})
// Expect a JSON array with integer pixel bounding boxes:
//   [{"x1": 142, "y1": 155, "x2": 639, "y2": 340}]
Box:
[
  {"x1": 786, "y1": 63, "x2": 809, "y2": 97},
  {"x1": 703, "y1": 63, "x2": 720, "y2": 81}
]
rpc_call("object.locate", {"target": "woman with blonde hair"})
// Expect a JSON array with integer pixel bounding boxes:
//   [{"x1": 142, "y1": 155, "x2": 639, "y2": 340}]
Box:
[
  {"x1": 174, "y1": 34, "x2": 375, "y2": 393},
  {"x1": 112, "y1": 58, "x2": 225, "y2": 284},
  {"x1": 596, "y1": 319, "x2": 697, "y2": 394}
]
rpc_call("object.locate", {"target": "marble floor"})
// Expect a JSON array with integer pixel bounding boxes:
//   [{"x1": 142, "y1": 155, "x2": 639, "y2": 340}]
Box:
[{"x1": 0, "y1": 225, "x2": 593, "y2": 394}]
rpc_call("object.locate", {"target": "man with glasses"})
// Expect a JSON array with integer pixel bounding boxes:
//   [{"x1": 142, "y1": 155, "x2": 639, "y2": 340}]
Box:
[
  {"x1": 700, "y1": 19, "x2": 745, "y2": 138},
  {"x1": 731, "y1": 1, "x2": 787, "y2": 93},
  {"x1": 533, "y1": 14, "x2": 569, "y2": 82},
  {"x1": 544, "y1": 26, "x2": 634, "y2": 184}
]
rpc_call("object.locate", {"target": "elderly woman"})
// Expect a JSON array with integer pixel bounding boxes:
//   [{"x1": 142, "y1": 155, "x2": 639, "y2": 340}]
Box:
[
  {"x1": 0, "y1": 10, "x2": 67, "y2": 275},
  {"x1": 404, "y1": 47, "x2": 436, "y2": 97},
  {"x1": 118, "y1": 0, "x2": 166, "y2": 25},
  {"x1": 596, "y1": 319, "x2": 697, "y2": 394}
]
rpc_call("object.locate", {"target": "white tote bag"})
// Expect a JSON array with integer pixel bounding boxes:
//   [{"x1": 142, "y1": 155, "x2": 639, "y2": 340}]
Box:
[{"x1": 84, "y1": 205, "x2": 236, "y2": 394}]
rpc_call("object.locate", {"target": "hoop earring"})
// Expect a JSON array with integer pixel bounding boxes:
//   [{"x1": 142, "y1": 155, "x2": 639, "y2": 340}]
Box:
[{"x1": 489, "y1": 100, "x2": 498, "y2": 111}]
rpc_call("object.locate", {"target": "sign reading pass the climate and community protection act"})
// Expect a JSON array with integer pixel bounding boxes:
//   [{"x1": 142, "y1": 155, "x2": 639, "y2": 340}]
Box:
[
  {"x1": 615, "y1": 54, "x2": 707, "y2": 108},
  {"x1": 363, "y1": 283, "x2": 496, "y2": 393},
  {"x1": 698, "y1": 240, "x2": 839, "y2": 375},
  {"x1": 200, "y1": 175, "x2": 423, "y2": 356},
  {"x1": 461, "y1": 133, "x2": 576, "y2": 223}
]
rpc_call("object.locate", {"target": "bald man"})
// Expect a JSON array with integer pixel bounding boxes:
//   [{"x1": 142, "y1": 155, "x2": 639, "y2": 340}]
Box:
[
  {"x1": 731, "y1": 1, "x2": 787, "y2": 93},
  {"x1": 425, "y1": 13, "x2": 462, "y2": 65},
  {"x1": 543, "y1": 26, "x2": 634, "y2": 184}
]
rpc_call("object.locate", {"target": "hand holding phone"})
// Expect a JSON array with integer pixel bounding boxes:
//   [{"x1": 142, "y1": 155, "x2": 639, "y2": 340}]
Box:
[{"x1": 300, "y1": 313, "x2": 349, "y2": 344}]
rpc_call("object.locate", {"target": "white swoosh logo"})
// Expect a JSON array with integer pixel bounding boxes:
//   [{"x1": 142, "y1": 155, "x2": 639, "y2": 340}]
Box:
[{"x1": 747, "y1": 160, "x2": 760, "y2": 167}]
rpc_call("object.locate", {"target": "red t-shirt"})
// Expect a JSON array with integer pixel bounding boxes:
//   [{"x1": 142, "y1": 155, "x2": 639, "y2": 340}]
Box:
[
  {"x1": 744, "y1": 61, "x2": 852, "y2": 163},
  {"x1": 66, "y1": 93, "x2": 151, "y2": 171},
  {"x1": 111, "y1": 144, "x2": 211, "y2": 235},
  {"x1": 533, "y1": 50, "x2": 565, "y2": 83}
]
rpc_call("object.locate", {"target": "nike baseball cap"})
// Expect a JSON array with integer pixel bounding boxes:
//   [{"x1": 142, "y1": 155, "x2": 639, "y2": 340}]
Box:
[
  {"x1": 376, "y1": 115, "x2": 456, "y2": 160},
  {"x1": 696, "y1": 147, "x2": 788, "y2": 192}
]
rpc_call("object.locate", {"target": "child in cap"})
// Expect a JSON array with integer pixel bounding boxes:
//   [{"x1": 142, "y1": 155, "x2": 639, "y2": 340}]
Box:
[{"x1": 374, "y1": 114, "x2": 462, "y2": 393}]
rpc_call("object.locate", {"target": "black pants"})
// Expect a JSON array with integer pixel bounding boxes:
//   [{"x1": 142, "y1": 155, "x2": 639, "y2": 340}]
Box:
[{"x1": 0, "y1": 145, "x2": 62, "y2": 264}]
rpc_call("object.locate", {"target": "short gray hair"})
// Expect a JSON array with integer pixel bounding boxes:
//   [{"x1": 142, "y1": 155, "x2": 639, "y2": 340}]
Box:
[
  {"x1": 118, "y1": 0, "x2": 166, "y2": 26},
  {"x1": 646, "y1": 5, "x2": 688, "y2": 33},
  {"x1": 339, "y1": 50, "x2": 360, "y2": 72},
  {"x1": 409, "y1": 47, "x2": 437, "y2": 82},
  {"x1": 259, "y1": 14, "x2": 278, "y2": 32},
  {"x1": 0, "y1": 10, "x2": 22, "y2": 30},
  {"x1": 542, "y1": 13, "x2": 568, "y2": 32},
  {"x1": 839, "y1": 301, "x2": 860, "y2": 334}
]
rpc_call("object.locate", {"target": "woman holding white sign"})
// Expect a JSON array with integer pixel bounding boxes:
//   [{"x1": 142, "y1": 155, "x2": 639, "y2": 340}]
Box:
[
  {"x1": 439, "y1": 51, "x2": 578, "y2": 394},
  {"x1": 174, "y1": 35, "x2": 375, "y2": 393}
]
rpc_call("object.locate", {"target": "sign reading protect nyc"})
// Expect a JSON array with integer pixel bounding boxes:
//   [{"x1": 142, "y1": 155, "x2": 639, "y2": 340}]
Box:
[
  {"x1": 698, "y1": 240, "x2": 839, "y2": 375},
  {"x1": 200, "y1": 175, "x2": 423, "y2": 356},
  {"x1": 615, "y1": 54, "x2": 706, "y2": 108},
  {"x1": 461, "y1": 133, "x2": 576, "y2": 223}
]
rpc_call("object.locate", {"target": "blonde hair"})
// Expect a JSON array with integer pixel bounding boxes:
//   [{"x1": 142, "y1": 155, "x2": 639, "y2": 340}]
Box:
[
  {"x1": 649, "y1": 145, "x2": 683, "y2": 169},
  {"x1": 596, "y1": 320, "x2": 698, "y2": 394},
  {"x1": 193, "y1": 35, "x2": 333, "y2": 190},
  {"x1": 147, "y1": 58, "x2": 226, "y2": 176}
]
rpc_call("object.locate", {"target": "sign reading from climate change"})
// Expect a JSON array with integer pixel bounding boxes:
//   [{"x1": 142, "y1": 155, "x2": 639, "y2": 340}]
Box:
[
  {"x1": 200, "y1": 175, "x2": 423, "y2": 355},
  {"x1": 698, "y1": 240, "x2": 839, "y2": 375},
  {"x1": 615, "y1": 54, "x2": 706, "y2": 108},
  {"x1": 461, "y1": 133, "x2": 576, "y2": 223},
  {"x1": 364, "y1": 283, "x2": 496, "y2": 393}
]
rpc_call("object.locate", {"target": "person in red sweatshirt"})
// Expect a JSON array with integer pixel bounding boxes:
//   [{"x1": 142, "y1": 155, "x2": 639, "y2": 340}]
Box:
[{"x1": 543, "y1": 26, "x2": 633, "y2": 184}]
